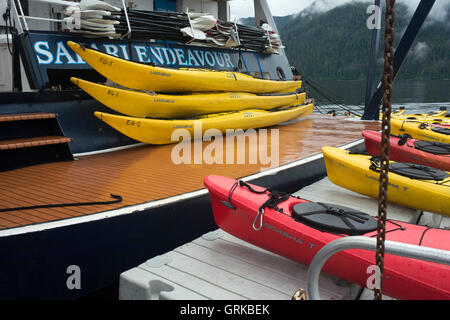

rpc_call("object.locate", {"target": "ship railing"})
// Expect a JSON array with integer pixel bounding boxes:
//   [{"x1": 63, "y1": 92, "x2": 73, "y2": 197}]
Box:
[
  {"x1": 306, "y1": 236, "x2": 450, "y2": 300},
  {"x1": 10, "y1": 0, "x2": 132, "y2": 38}
]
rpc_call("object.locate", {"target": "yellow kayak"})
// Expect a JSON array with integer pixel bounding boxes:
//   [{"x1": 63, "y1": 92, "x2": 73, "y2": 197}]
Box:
[
  {"x1": 382, "y1": 108, "x2": 406, "y2": 118},
  {"x1": 71, "y1": 77, "x2": 306, "y2": 119},
  {"x1": 68, "y1": 41, "x2": 302, "y2": 94},
  {"x1": 391, "y1": 119, "x2": 450, "y2": 143},
  {"x1": 94, "y1": 101, "x2": 313, "y2": 145},
  {"x1": 355, "y1": 109, "x2": 405, "y2": 119},
  {"x1": 393, "y1": 111, "x2": 450, "y2": 124},
  {"x1": 322, "y1": 146, "x2": 450, "y2": 216},
  {"x1": 393, "y1": 109, "x2": 448, "y2": 120}
]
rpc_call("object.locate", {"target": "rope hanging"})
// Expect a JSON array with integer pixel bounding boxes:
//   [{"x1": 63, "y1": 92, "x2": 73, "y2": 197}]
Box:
[{"x1": 0, "y1": 194, "x2": 123, "y2": 212}]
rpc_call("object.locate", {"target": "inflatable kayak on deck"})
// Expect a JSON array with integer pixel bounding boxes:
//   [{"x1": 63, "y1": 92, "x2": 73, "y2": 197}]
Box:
[
  {"x1": 72, "y1": 77, "x2": 306, "y2": 118},
  {"x1": 391, "y1": 119, "x2": 450, "y2": 144},
  {"x1": 322, "y1": 146, "x2": 450, "y2": 216},
  {"x1": 67, "y1": 41, "x2": 302, "y2": 93},
  {"x1": 363, "y1": 130, "x2": 450, "y2": 171},
  {"x1": 392, "y1": 110, "x2": 449, "y2": 123},
  {"x1": 94, "y1": 101, "x2": 314, "y2": 145},
  {"x1": 203, "y1": 175, "x2": 450, "y2": 300}
]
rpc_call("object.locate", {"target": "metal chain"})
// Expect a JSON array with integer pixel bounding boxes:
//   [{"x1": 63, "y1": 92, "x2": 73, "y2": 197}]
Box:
[{"x1": 375, "y1": 0, "x2": 396, "y2": 300}]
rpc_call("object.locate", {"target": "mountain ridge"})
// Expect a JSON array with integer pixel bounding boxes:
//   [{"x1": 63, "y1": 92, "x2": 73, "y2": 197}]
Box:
[{"x1": 241, "y1": 2, "x2": 450, "y2": 80}]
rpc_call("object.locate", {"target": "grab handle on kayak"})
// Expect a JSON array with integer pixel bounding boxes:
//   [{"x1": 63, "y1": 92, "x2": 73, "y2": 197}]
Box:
[{"x1": 306, "y1": 236, "x2": 450, "y2": 300}]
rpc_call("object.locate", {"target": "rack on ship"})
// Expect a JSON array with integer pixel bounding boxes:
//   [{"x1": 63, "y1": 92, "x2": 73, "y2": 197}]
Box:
[{"x1": 13, "y1": 0, "x2": 283, "y2": 54}]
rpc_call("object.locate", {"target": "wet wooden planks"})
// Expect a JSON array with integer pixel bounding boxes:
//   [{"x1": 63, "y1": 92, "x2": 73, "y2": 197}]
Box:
[
  {"x1": 0, "y1": 136, "x2": 72, "y2": 150},
  {"x1": 0, "y1": 114, "x2": 380, "y2": 230}
]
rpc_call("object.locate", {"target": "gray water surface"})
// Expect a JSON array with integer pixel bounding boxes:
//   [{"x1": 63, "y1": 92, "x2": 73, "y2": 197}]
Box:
[{"x1": 312, "y1": 79, "x2": 450, "y2": 115}]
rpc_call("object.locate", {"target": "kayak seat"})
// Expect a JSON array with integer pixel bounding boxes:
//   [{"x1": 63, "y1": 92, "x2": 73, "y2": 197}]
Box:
[
  {"x1": 414, "y1": 140, "x2": 450, "y2": 155},
  {"x1": 389, "y1": 162, "x2": 449, "y2": 181},
  {"x1": 292, "y1": 202, "x2": 378, "y2": 236}
]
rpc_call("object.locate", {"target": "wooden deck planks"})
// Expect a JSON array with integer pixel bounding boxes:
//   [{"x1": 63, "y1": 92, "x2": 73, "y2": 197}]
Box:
[
  {"x1": 0, "y1": 114, "x2": 380, "y2": 230},
  {"x1": 0, "y1": 113, "x2": 56, "y2": 122},
  {"x1": 0, "y1": 136, "x2": 72, "y2": 150}
]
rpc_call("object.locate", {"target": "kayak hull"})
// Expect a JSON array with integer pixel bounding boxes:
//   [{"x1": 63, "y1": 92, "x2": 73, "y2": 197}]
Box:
[
  {"x1": 322, "y1": 146, "x2": 450, "y2": 216},
  {"x1": 94, "y1": 102, "x2": 314, "y2": 145},
  {"x1": 392, "y1": 111, "x2": 450, "y2": 124},
  {"x1": 363, "y1": 130, "x2": 450, "y2": 171},
  {"x1": 67, "y1": 41, "x2": 302, "y2": 93},
  {"x1": 204, "y1": 175, "x2": 450, "y2": 300},
  {"x1": 72, "y1": 77, "x2": 306, "y2": 118},
  {"x1": 391, "y1": 119, "x2": 450, "y2": 144}
]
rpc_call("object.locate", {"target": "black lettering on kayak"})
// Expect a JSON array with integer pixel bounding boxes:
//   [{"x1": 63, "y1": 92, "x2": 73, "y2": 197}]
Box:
[
  {"x1": 154, "y1": 98, "x2": 175, "y2": 103},
  {"x1": 149, "y1": 70, "x2": 171, "y2": 77},
  {"x1": 364, "y1": 174, "x2": 403, "y2": 190},
  {"x1": 107, "y1": 89, "x2": 119, "y2": 98},
  {"x1": 126, "y1": 120, "x2": 142, "y2": 127},
  {"x1": 99, "y1": 57, "x2": 113, "y2": 67}
]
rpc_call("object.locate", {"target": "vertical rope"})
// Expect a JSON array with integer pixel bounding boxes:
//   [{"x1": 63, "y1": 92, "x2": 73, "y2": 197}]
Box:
[{"x1": 375, "y1": 0, "x2": 396, "y2": 300}]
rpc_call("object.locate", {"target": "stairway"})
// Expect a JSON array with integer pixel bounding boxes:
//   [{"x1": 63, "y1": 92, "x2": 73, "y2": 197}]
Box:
[{"x1": 0, "y1": 113, "x2": 73, "y2": 171}]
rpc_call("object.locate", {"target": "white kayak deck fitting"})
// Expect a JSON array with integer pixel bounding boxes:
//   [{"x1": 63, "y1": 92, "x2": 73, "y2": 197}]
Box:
[{"x1": 119, "y1": 177, "x2": 450, "y2": 300}]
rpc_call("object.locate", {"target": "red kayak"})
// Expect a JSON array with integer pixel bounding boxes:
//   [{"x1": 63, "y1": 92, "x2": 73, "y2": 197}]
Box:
[
  {"x1": 204, "y1": 175, "x2": 450, "y2": 300},
  {"x1": 363, "y1": 130, "x2": 450, "y2": 171}
]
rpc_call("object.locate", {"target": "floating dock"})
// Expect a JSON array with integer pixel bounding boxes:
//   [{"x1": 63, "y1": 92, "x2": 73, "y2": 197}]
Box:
[{"x1": 119, "y1": 177, "x2": 450, "y2": 300}]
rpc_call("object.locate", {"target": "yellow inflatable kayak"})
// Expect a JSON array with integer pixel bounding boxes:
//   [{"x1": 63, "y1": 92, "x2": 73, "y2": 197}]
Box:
[
  {"x1": 380, "y1": 108, "x2": 406, "y2": 118},
  {"x1": 68, "y1": 41, "x2": 302, "y2": 94},
  {"x1": 391, "y1": 119, "x2": 450, "y2": 143},
  {"x1": 356, "y1": 109, "x2": 405, "y2": 119},
  {"x1": 392, "y1": 110, "x2": 450, "y2": 124},
  {"x1": 322, "y1": 146, "x2": 450, "y2": 216},
  {"x1": 71, "y1": 77, "x2": 306, "y2": 119},
  {"x1": 94, "y1": 101, "x2": 313, "y2": 145}
]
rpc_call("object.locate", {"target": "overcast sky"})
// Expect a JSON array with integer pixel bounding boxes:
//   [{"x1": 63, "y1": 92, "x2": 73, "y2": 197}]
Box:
[
  {"x1": 230, "y1": 0, "x2": 314, "y2": 19},
  {"x1": 229, "y1": 0, "x2": 450, "y2": 21}
]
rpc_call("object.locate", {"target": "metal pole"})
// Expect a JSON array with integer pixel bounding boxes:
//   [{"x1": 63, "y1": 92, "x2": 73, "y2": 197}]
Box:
[
  {"x1": 306, "y1": 236, "x2": 450, "y2": 300},
  {"x1": 362, "y1": 0, "x2": 436, "y2": 120},
  {"x1": 364, "y1": 0, "x2": 381, "y2": 109},
  {"x1": 253, "y1": 0, "x2": 285, "y2": 56},
  {"x1": 12, "y1": 0, "x2": 28, "y2": 32},
  {"x1": 28, "y1": 0, "x2": 79, "y2": 6},
  {"x1": 120, "y1": 0, "x2": 131, "y2": 39}
]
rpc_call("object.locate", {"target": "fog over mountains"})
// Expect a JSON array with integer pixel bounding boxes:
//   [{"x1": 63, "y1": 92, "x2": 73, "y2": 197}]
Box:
[{"x1": 242, "y1": 1, "x2": 450, "y2": 80}]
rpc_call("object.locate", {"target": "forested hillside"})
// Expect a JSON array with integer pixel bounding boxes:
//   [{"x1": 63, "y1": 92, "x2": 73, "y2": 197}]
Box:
[{"x1": 241, "y1": 2, "x2": 450, "y2": 80}]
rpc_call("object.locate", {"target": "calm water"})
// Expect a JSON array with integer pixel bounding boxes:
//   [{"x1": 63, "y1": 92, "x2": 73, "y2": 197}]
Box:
[{"x1": 312, "y1": 79, "x2": 450, "y2": 115}]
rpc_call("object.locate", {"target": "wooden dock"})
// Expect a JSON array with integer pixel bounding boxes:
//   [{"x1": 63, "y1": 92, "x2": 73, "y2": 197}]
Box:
[{"x1": 119, "y1": 229, "x2": 361, "y2": 300}]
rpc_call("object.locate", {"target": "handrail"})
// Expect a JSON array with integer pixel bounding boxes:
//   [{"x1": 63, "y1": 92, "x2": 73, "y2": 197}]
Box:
[
  {"x1": 14, "y1": 0, "x2": 29, "y2": 32},
  {"x1": 30, "y1": 0, "x2": 79, "y2": 6},
  {"x1": 10, "y1": 0, "x2": 129, "y2": 36},
  {"x1": 119, "y1": 0, "x2": 131, "y2": 39},
  {"x1": 306, "y1": 236, "x2": 450, "y2": 300}
]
